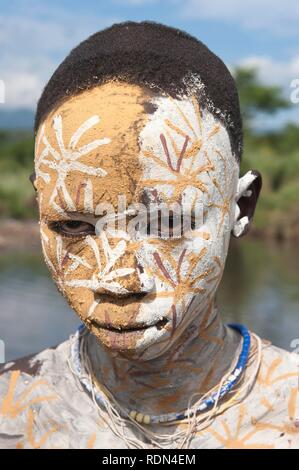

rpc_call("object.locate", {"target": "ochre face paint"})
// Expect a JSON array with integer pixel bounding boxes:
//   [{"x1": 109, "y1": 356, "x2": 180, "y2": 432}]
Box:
[{"x1": 35, "y1": 81, "x2": 239, "y2": 361}]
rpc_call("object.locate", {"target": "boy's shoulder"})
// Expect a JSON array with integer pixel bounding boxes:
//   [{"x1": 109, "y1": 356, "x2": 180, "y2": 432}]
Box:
[
  {"x1": 0, "y1": 337, "x2": 71, "y2": 384},
  {"x1": 0, "y1": 337, "x2": 128, "y2": 449},
  {"x1": 192, "y1": 338, "x2": 299, "y2": 449},
  {"x1": 258, "y1": 338, "x2": 299, "y2": 387},
  {"x1": 0, "y1": 339, "x2": 74, "y2": 448}
]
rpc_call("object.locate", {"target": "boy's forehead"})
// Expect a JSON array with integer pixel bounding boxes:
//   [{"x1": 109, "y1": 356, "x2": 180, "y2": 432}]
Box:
[
  {"x1": 34, "y1": 80, "x2": 236, "y2": 219},
  {"x1": 34, "y1": 82, "x2": 153, "y2": 215}
]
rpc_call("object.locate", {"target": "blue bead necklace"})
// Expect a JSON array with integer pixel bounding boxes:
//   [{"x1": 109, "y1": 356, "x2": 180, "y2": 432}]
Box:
[{"x1": 71, "y1": 323, "x2": 250, "y2": 425}]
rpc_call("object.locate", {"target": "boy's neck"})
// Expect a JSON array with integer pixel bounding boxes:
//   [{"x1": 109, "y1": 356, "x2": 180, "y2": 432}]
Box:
[{"x1": 85, "y1": 300, "x2": 242, "y2": 416}]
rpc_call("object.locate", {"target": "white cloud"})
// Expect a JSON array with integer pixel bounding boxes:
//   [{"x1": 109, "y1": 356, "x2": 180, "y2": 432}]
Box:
[
  {"x1": 181, "y1": 0, "x2": 299, "y2": 36},
  {"x1": 1, "y1": 0, "x2": 299, "y2": 124},
  {"x1": 234, "y1": 55, "x2": 299, "y2": 128},
  {"x1": 237, "y1": 55, "x2": 299, "y2": 88},
  {"x1": 2, "y1": 73, "x2": 44, "y2": 109},
  {"x1": 0, "y1": 4, "x2": 119, "y2": 109}
]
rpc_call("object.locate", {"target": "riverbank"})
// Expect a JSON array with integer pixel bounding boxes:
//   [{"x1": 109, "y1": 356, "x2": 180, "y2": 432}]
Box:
[{"x1": 0, "y1": 219, "x2": 40, "y2": 251}]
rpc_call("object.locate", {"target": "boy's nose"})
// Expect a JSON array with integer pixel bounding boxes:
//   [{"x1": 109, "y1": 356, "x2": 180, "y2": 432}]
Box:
[{"x1": 94, "y1": 249, "x2": 154, "y2": 296}]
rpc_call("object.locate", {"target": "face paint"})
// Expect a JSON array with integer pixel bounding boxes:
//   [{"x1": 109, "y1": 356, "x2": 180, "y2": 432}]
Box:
[
  {"x1": 131, "y1": 95, "x2": 240, "y2": 360},
  {"x1": 35, "y1": 82, "x2": 239, "y2": 362}
]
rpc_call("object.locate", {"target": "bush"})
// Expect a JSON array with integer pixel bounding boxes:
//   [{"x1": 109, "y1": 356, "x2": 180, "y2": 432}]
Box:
[{"x1": 0, "y1": 130, "x2": 36, "y2": 219}]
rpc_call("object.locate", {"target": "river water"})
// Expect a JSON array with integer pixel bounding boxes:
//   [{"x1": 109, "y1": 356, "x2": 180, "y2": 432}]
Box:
[{"x1": 0, "y1": 238, "x2": 298, "y2": 362}]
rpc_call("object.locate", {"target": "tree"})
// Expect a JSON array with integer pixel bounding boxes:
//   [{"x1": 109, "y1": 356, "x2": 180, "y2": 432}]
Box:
[{"x1": 233, "y1": 67, "x2": 291, "y2": 130}]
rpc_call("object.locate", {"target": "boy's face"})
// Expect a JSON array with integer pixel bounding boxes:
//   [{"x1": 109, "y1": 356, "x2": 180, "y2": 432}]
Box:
[{"x1": 34, "y1": 81, "x2": 240, "y2": 360}]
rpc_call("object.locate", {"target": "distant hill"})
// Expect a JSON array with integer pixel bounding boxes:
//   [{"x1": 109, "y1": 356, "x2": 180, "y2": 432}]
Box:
[{"x1": 0, "y1": 109, "x2": 34, "y2": 130}]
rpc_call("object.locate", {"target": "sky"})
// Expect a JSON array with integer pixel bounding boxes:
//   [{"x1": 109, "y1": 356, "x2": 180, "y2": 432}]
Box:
[{"x1": 1, "y1": 0, "x2": 299, "y2": 127}]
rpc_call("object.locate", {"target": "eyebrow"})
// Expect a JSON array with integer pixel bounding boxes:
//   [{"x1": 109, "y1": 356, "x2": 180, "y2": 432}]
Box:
[{"x1": 43, "y1": 211, "x2": 99, "y2": 223}]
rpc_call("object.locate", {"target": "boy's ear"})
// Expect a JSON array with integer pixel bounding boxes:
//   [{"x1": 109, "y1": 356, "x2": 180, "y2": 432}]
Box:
[
  {"x1": 29, "y1": 171, "x2": 37, "y2": 191},
  {"x1": 232, "y1": 170, "x2": 262, "y2": 238}
]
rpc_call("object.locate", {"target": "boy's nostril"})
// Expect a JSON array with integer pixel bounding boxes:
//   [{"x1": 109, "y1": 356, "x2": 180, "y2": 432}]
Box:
[
  {"x1": 137, "y1": 263, "x2": 144, "y2": 274},
  {"x1": 130, "y1": 292, "x2": 148, "y2": 300}
]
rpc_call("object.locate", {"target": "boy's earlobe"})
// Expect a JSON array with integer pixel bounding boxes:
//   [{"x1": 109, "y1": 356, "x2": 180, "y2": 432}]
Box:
[
  {"x1": 232, "y1": 170, "x2": 262, "y2": 238},
  {"x1": 29, "y1": 171, "x2": 37, "y2": 191}
]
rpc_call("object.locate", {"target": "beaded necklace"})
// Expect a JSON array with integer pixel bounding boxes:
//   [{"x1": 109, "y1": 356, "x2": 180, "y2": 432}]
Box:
[{"x1": 71, "y1": 322, "x2": 250, "y2": 425}]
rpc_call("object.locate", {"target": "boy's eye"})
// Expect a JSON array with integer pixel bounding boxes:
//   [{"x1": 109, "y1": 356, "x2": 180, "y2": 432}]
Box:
[{"x1": 50, "y1": 220, "x2": 95, "y2": 237}]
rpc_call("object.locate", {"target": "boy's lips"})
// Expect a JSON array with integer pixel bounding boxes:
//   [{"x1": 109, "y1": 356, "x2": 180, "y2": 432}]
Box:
[
  {"x1": 87, "y1": 293, "x2": 170, "y2": 350},
  {"x1": 90, "y1": 317, "x2": 168, "y2": 333}
]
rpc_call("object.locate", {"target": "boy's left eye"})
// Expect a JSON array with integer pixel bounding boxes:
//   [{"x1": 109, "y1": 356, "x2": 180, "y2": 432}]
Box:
[{"x1": 50, "y1": 220, "x2": 95, "y2": 237}]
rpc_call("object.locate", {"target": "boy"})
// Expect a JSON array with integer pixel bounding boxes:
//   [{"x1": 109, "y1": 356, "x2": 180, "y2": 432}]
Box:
[{"x1": 0, "y1": 22, "x2": 298, "y2": 449}]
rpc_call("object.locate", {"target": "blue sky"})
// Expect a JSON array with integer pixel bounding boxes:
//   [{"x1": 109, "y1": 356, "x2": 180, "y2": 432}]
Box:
[{"x1": 1, "y1": 0, "x2": 299, "y2": 126}]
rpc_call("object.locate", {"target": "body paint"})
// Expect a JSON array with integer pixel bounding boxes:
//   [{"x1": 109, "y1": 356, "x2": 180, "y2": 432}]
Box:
[{"x1": 35, "y1": 81, "x2": 245, "y2": 415}]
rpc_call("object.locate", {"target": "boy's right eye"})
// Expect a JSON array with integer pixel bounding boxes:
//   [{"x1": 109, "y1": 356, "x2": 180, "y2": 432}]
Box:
[{"x1": 49, "y1": 220, "x2": 95, "y2": 237}]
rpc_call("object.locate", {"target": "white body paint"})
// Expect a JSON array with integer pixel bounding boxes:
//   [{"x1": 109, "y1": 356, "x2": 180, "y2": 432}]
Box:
[
  {"x1": 35, "y1": 114, "x2": 110, "y2": 214},
  {"x1": 132, "y1": 96, "x2": 240, "y2": 357}
]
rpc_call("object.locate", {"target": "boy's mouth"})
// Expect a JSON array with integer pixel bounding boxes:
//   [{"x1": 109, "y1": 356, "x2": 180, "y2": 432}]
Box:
[
  {"x1": 90, "y1": 317, "x2": 168, "y2": 333},
  {"x1": 87, "y1": 293, "x2": 170, "y2": 350}
]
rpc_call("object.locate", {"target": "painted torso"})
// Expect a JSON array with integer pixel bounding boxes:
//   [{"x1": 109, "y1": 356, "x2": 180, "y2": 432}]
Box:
[{"x1": 1, "y1": 330, "x2": 298, "y2": 449}]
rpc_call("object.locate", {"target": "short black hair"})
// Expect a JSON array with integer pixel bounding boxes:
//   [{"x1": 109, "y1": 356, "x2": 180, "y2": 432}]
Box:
[{"x1": 35, "y1": 21, "x2": 243, "y2": 160}]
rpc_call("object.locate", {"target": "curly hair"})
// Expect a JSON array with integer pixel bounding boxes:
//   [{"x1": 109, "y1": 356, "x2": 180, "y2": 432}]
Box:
[{"x1": 35, "y1": 21, "x2": 243, "y2": 160}]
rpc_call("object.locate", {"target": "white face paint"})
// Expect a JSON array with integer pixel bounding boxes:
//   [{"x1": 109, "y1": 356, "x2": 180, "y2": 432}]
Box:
[
  {"x1": 35, "y1": 83, "x2": 241, "y2": 361},
  {"x1": 35, "y1": 115, "x2": 110, "y2": 215},
  {"x1": 129, "y1": 95, "x2": 240, "y2": 359}
]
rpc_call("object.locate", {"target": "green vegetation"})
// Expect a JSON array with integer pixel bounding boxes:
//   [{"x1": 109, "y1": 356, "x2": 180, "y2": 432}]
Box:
[
  {"x1": 235, "y1": 68, "x2": 299, "y2": 239},
  {"x1": 0, "y1": 69, "x2": 298, "y2": 239},
  {"x1": 0, "y1": 130, "x2": 37, "y2": 219},
  {"x1": 241, "y1": 129, "x2": 299, "y2": 239}
]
